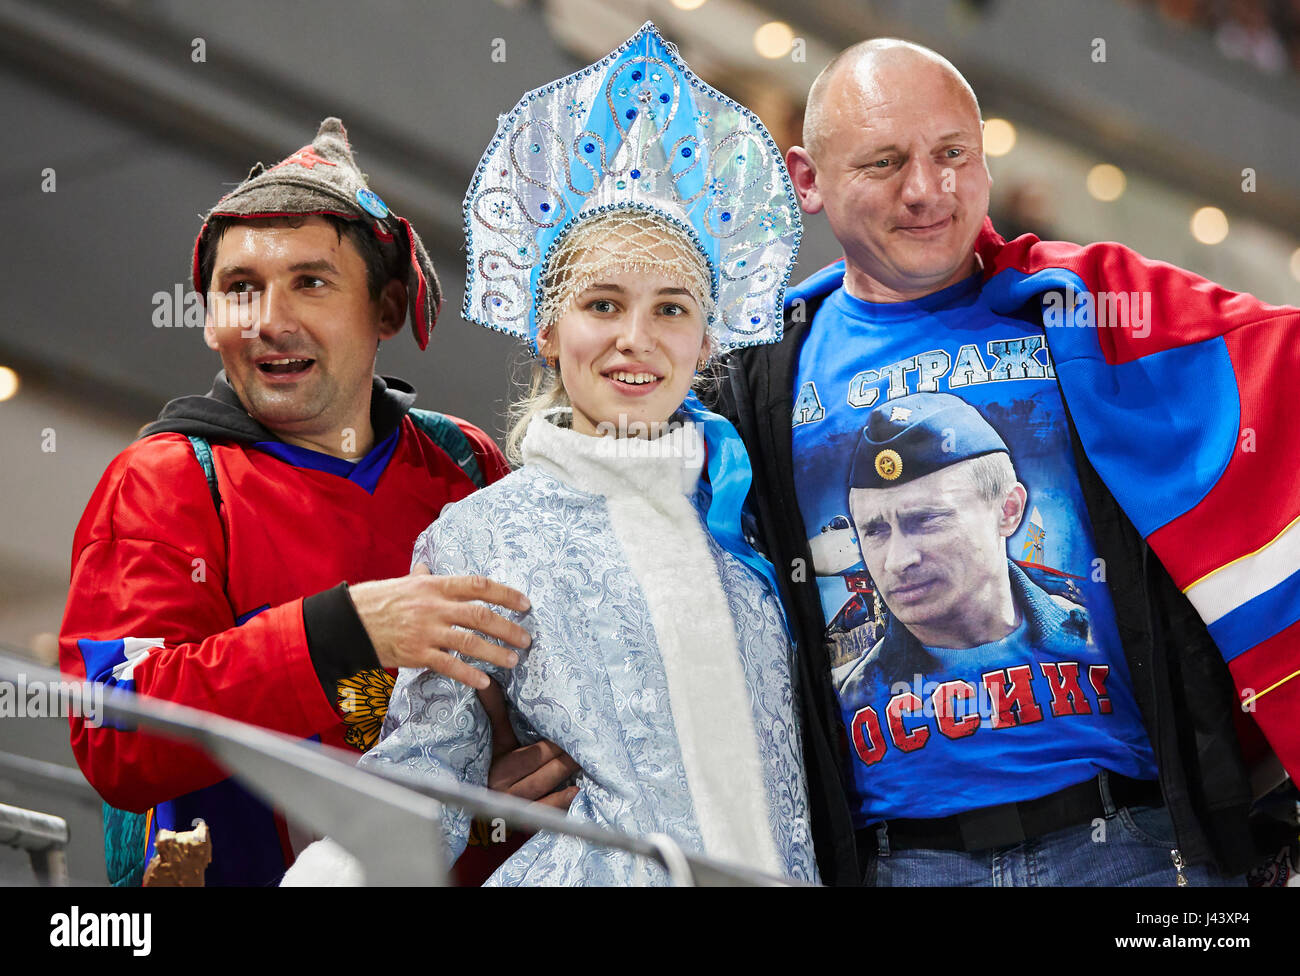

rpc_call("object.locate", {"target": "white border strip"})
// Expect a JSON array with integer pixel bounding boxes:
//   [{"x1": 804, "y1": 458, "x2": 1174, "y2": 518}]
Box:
[{"x1": 1184, "y1": 515, "x2": 1300, "y2": 624}]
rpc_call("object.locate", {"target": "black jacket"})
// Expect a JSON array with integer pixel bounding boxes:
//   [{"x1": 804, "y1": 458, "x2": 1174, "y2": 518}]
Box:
[{"x1": 712, "y1": 284, "x2": 1257, "y2": 887}]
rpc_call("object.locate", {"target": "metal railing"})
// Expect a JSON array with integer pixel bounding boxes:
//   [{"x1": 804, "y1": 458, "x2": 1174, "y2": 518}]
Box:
[
  {"x1": 0, "y1": 801, "x2": 69, "y2": 885},
  {"x1": 0, "y1": 652, "x2": 795, "y2": 886}
]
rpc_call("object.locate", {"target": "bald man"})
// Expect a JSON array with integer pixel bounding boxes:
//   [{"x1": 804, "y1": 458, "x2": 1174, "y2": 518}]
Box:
[
  {"x1": 716, "y1": 39, "x2": 1300, "y2": 887},
  {"x1": 793, "y1": 40, "x2": 989, "y2": 304}
]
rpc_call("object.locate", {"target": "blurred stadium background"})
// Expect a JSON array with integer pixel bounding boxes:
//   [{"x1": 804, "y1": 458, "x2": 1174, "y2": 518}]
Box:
[{"x1": 2, "y1": 0, "x2": 1298, "y2": 884}]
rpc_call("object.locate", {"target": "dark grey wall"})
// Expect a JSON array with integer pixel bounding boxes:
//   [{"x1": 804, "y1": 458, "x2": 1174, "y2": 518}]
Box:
[
  {"x1": 1, "y1": 0, "x2": 591, "y2": 437},
  {"x1": 2, "y1": 0, "x2": 1296, "y2": 436}
]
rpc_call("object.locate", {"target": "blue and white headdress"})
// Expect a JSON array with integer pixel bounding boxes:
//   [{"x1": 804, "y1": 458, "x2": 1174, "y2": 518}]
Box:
[{"x1": 463, "y1": 21, "x2": 801, "y2": 353}]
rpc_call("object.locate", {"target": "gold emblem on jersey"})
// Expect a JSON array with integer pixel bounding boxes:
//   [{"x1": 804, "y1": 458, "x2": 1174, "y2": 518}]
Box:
[
  {"x1": 337, "y1": 668, "x2": 396, "y2": 751},
  {"x1": 875, "y1": 449, "x2": 903, "y2": 481}
]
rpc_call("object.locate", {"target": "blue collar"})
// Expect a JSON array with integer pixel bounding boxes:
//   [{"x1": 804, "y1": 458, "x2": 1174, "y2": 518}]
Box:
[
  {"x1": 830, "y1": 271, "x2": 983, "y2": 324},
  {"x1": 680, "y1": 392, "x2": 792, "y2": 642},
  {"x1": 252, "y1": 426, "x2": 402, "y2": 494}
]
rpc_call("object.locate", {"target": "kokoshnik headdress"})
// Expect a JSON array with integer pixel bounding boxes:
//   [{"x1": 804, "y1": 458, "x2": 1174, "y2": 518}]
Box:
[{"x1": 462, "y1": 21, "x2": 801, "y2": 353}]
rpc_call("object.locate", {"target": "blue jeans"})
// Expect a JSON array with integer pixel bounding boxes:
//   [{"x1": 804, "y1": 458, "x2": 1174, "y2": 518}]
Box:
[{"x1": 865, "y1": 775, "x2": 1243, "y2": 887}]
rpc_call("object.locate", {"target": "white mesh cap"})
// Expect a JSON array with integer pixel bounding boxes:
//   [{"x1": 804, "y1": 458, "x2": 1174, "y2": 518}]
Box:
[{"x1": 537, "y1": 208, "x2": 715, "y2": 340}]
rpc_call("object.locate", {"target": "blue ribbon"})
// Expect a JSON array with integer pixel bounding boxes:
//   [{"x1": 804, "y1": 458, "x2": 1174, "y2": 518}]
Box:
[{"x1": 680, "y1": 391, "x2": 792, "y2": 642}]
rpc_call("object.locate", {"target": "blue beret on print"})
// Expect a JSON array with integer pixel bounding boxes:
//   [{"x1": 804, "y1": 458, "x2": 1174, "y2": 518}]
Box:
[{"x1": 848, "y1": 392, "x2": 1009, "y2": 490}]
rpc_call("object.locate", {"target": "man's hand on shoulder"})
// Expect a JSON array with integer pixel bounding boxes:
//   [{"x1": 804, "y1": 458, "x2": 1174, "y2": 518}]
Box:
[{"x1": 348, "y1": 564, "x2": 532, "y2": 690}]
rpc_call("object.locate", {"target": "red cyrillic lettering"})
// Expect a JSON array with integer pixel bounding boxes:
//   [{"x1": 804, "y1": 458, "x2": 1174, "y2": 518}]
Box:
[
  {"x1": 982, "y1": 665, "x2": 1044, "y2": 728},
  {"x1": 933, "y1": 679, "x2": 980, "y2": 739},
  {"x1": 886, "y1": 692, "x2": 930, "y2": 751},
  {"x1": 850, "y1": 705, "x2": 888, "y2": 765},
  {"x1": 1039, "y1": 661, "x2": 1093, "y2": 717},
  {"x1": 1088, "y1": 664, "x2": 1112, "y2": 714}
]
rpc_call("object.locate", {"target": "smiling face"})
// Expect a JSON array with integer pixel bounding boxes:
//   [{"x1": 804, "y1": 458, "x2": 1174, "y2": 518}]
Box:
[
  {"x1": 849, "y1": 458, "x2": 1025, "y2": 649},
  {"x1": 203, "y1": 217, "x2": 403, "y2": 451},
  {"x1": 539, "y1": 261, "x2": 710, "y2": 438},
  {"x1": 790, "y1": 46, "x2": 991, "y2": 303}
]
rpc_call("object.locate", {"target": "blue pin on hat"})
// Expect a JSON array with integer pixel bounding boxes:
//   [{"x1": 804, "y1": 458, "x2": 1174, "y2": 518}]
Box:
[{"x1": 356, "y1": 187, "x2": 389, "y2": 219}]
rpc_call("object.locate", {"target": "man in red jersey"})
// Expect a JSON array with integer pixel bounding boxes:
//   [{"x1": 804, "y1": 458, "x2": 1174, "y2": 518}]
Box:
[{"x1": 59, "y1": 119, "x2": 574, "y2": 886}]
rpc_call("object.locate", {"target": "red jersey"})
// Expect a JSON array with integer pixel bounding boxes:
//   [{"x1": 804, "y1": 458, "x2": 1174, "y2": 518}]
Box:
[{"x1": 59, "y1": 375, "x2": 509, "y2": 885}]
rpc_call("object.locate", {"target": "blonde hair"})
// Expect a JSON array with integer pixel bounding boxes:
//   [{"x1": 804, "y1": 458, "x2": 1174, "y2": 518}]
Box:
[
  {"x1": 505, "y1": 210, "x2": 717, "y2": 465},
  {"x1": 506, "y1": 357, "x2": 571, "y2": 465}
]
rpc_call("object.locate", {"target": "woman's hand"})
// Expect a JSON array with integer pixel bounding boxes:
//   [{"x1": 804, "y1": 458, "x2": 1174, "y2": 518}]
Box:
[{"x1": 478, "y1": 678, "x2": 581, "y2": 809}]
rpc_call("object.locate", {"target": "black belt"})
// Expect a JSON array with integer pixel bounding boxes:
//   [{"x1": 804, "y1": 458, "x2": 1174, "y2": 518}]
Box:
[{"x1": 858, "y1": 773, "x2": 1163, "y2": 854}]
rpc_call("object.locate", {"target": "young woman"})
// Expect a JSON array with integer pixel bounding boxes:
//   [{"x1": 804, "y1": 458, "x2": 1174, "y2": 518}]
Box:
[{"x1": 297, "y1": 23, "x2": 814, "y2": 886}]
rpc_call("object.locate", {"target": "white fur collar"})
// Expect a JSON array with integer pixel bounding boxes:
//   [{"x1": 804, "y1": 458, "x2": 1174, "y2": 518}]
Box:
[
  {"x1": 522, "y1": 408, "x2": 781, "y2": 874},
  {"x1": 521, "y1": 408, "x2": 704, "y2": 501}
]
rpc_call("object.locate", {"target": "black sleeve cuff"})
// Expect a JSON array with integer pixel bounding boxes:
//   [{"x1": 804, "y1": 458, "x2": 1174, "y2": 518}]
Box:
[{"x1": 303, "y1": 583, "x2": 382, "y2": 701}]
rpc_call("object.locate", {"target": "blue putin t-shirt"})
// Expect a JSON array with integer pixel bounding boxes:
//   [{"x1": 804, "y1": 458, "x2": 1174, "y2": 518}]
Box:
[{"x1": 791, "y1": 274, "x2": 1157, "y2": 826}]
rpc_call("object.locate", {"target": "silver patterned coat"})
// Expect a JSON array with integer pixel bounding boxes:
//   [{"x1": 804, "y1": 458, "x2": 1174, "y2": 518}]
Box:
[{"x1": 359, "y1": 413, "x2": 817, "y2": 886}]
